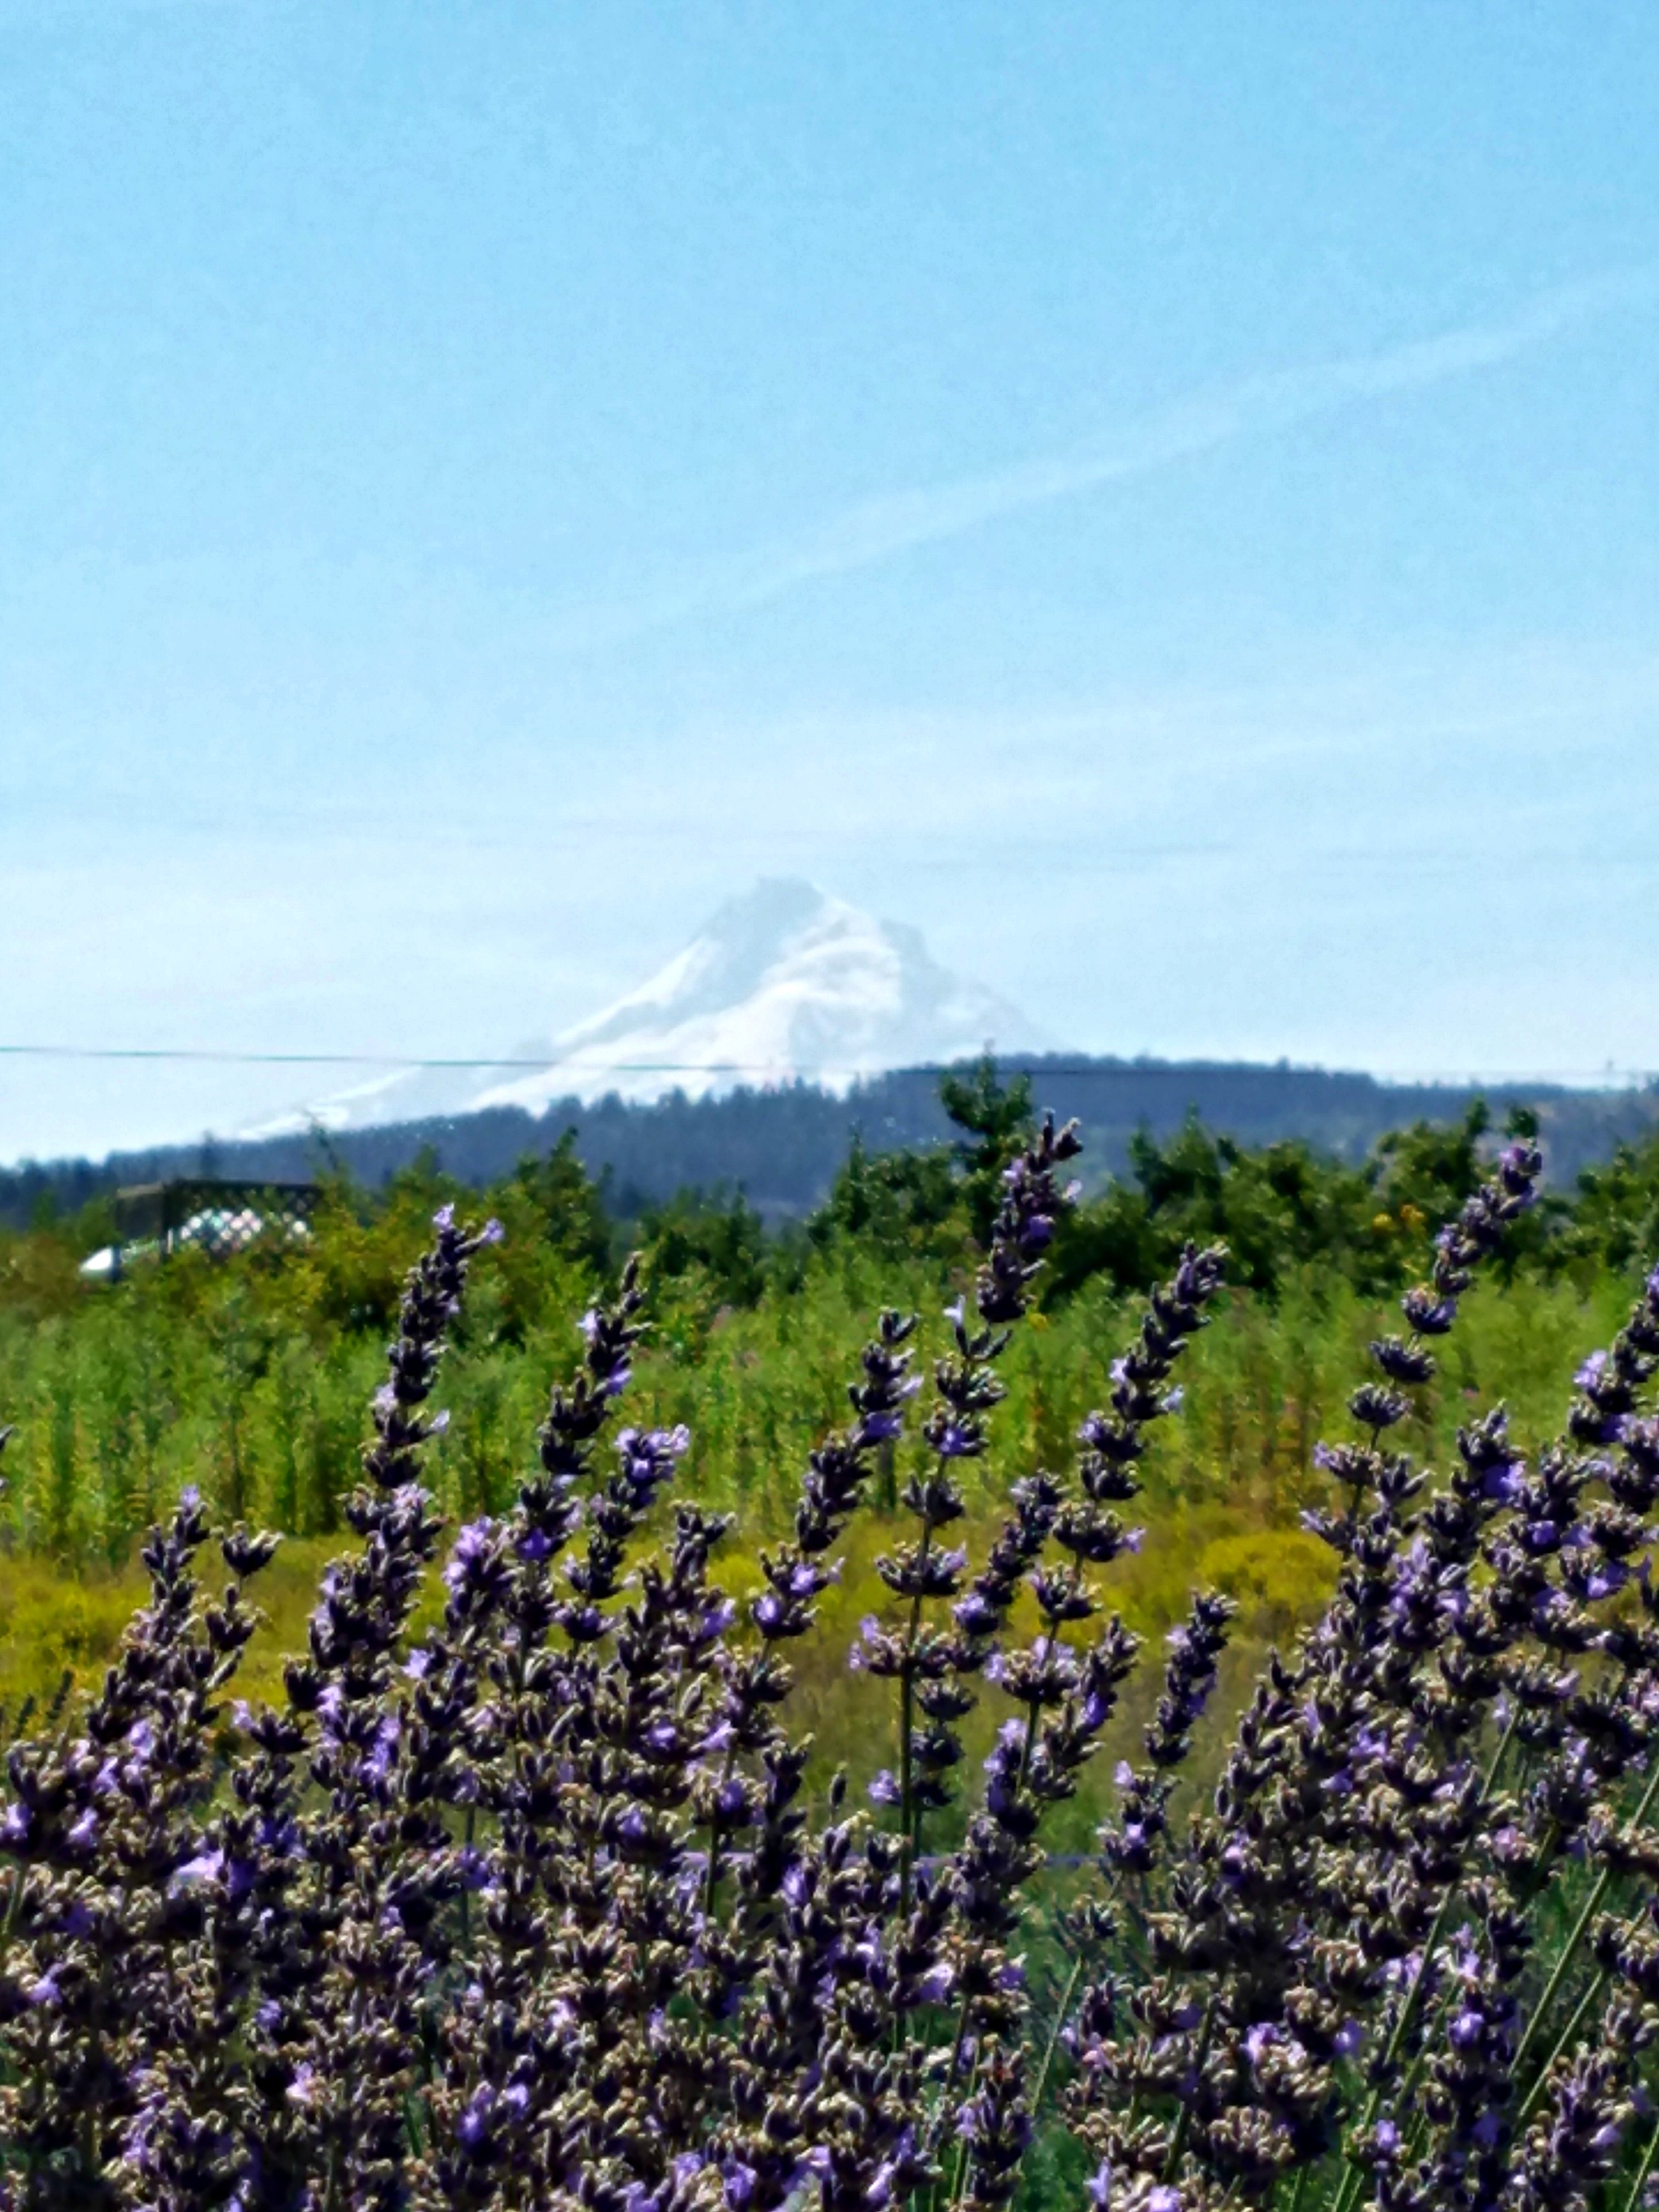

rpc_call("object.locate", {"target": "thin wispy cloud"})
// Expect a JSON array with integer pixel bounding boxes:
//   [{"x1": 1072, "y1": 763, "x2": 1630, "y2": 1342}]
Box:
[{"x1": 552, "y1": 267, "x2": 1658, "y2": 652}]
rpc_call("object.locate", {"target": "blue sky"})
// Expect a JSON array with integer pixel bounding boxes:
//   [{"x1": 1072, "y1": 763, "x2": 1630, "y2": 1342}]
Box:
[{"x1": 4, "y1": 1, "x2": 1658, "y2": 1160}]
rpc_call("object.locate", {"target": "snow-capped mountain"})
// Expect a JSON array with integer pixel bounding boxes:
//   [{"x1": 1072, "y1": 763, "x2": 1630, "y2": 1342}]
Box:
[
  {"x1": 472, "y1": 878, "x2": 1040, "y2": 1112},
  {"x1": 245, "y1": 880, "x2": 1041, "y2": 1135}
]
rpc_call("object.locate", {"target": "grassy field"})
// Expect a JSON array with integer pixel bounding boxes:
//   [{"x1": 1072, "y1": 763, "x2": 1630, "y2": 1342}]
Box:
[
  {"x1": 0, "y1": 1221, "x2": 1630, "y2": 1830},
  {"x1": 4, "y1": 1083, "x2": 1653, "y2": 1790}
]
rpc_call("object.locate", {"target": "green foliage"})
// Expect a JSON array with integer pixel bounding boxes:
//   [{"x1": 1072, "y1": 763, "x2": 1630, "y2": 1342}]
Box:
[
  {"x1": 1547, "y1": 1119, "x2": 1659, "y2": 1279},
  {"x1": 1049, "y1": 1118, "x2": 1388, "y2": 1302},
  {"x1": 0, "y1": 1085, "x2": 1654, "y2": 1620},
  {"x1": 1041, "y1": 1099, "x2": 1573, "y2": 1304},
  {"x1": 631, "y1": 1186, "x2": 770, "y2": 1331},
  {"x1": 807, "y1": 1132, "x2": 965, "y2": 1262},
  {"x1": 938, "y1": 1050, "x2": 1037, "y2": 1241}
]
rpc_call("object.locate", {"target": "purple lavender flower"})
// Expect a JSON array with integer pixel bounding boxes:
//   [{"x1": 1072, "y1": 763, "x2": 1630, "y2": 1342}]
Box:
[
  {"x1": 443, "y1": 1515, "x2": 503, "y2": 1597},
  {"x1": 617, "y1": 1423, "x2": 692, "y2": 1503},
  {"x1": 168, "y1": 1846, "x2": 225, "y2": 1894}
]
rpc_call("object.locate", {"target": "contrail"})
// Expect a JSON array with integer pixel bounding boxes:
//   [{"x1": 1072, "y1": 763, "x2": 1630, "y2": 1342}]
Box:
[{"x1": 552, "y1": 266, "x2": 1658, "y2": 649}]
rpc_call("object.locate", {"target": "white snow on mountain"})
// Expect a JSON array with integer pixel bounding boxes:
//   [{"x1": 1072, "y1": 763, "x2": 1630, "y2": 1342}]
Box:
[
  {"x1": 244, "y1": 880, "x2": 1042, "y2": 1136},
  {"x1": 472, "y1": 878, "x2": 1040, "y2": 1112}
]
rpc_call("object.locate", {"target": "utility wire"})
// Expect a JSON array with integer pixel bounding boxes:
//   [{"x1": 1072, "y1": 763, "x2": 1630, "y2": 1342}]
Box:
[{"x1": 0, "y1": 1044, "x2": 1653, "y2": 1085}]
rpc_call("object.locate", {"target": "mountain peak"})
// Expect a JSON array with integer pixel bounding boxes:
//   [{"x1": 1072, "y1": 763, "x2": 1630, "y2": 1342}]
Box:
[
  {"x1": 245, "y1": 881, "x2": 1043, "y2": 1135},
  {"x1": 473, "y1": 880, "x2": 1041, "y2": 1110},
  {"x1": 574, "y1": 878, "x2": 844, "y2": 1035}
]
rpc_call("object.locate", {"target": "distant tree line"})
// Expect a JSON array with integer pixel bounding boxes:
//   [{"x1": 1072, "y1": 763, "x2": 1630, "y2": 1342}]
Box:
[{"x1": 4, "y1": 1052, "x2": 1657, "y2": 1235}]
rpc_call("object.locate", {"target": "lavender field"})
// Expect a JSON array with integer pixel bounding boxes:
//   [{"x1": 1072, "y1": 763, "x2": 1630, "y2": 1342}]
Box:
[
  {"x1": 13, "y1": 4, "x2": 1659, "y2": 2201},
  {"x1": 4, "y1": 1091, "x2": 1659, "y2": 2212}
]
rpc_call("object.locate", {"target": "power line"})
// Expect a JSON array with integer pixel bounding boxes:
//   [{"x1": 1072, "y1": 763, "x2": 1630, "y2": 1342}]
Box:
[
  {"x1": 0, "y1": 1044, "x2": 723, "y2": 1069},
  {"x1": 0, "y1": 1043, "x2": 1653, "y2": 1086}
]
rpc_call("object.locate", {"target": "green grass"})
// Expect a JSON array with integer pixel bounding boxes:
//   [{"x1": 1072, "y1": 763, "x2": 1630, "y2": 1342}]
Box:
[
  {"x1": 0, "y1": 1107, "x2": 1641, "y2": 1826},
  {"x1": 0, "y1": 1245, "x2": 1630, "y2": 1836}
]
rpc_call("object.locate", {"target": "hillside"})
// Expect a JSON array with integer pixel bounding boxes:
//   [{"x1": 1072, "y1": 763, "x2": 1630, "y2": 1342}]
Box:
[{"x1": 6, "y1": 1054, "x2": 1657, "y2": 1231}]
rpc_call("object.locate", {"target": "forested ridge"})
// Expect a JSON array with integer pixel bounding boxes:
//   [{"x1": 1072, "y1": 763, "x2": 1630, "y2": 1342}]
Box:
[{"x1": 6, "y1": 1052, "x2": 1657, "y2": 1231}]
